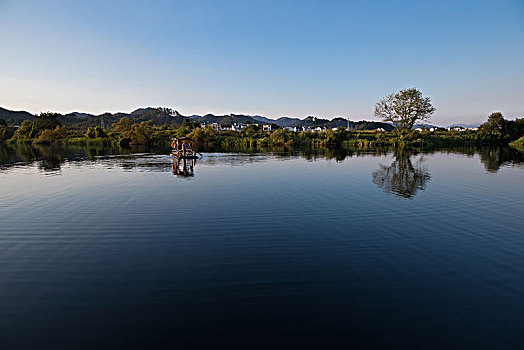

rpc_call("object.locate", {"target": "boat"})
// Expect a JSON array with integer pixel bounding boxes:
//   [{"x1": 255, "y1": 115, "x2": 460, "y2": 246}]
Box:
[{"x1": 170, "y1": 137, "x2": 200, "y2": 159}]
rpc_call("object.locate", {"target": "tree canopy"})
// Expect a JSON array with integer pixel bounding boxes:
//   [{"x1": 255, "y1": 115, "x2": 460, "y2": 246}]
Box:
[
  {"x1": 130, "y1": 121, "x2": 154, "y2": 145},
  {"x1": 112, "y1": 117, "x2": 134, "y2": 138},
  {"x1": 480, "y1": 112, "x2": 524, "y2": 141},
  {"x1": 481, "y1": 112, "x2": 505, "y2": 135},
  {"x1": 374, "y1": 88, "x2": 436, "y2": 132},
  {"x1": 85, "y1": 126, "x2": 107, "y2": 139},
  {"x1": 34, "y1": 112, "x2": 62, "y2": 131}
]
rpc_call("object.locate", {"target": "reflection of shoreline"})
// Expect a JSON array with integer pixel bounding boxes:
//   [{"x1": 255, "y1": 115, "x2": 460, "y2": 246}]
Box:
[
  {"x1": 0, "y1": 143, "x2": 522, "y2": 176},
  {"x1": 478, "y1": 146, "x2": 524, "y2": 172},
  {"x1": 372, "y1": 151, "x2": 431, "y2": 199}
]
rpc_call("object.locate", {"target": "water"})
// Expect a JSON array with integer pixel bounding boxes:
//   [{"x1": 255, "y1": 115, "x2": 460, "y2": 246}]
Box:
[{"x1": 1, "y1": 144, "x2": 523, "y2": 349}]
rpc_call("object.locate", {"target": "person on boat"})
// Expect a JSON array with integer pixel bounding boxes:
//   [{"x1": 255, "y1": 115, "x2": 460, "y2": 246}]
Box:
[{"x1": 182, "y1": 141, "x2": 188, "y2": 156}]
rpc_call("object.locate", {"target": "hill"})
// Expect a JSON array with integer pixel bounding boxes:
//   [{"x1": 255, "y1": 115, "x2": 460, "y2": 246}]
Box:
[
  {"x1": 58, "y1": 107, "x2": 187, "y2": 128},
  {"x1": 195, "y1": 113, "x2": 263, "y2": 126},
  {"x1": 128, "y1": 107, "x2": 186, "y2": 125},
  {"x1": 0, "y1": 106, "x2": 409, "y2": 132},
  {"x1": 0, "y1": 107, "x2": 34, "y2": 125},
  {"x1": 247, "y1": 115, "x2": 275, "y2": 125},
  {"x1": 447, "y1": 123, "x2": 482, "y2": 129},
  {"x1": 274, "y1": 117, "x2": 301, "y2": 127}
]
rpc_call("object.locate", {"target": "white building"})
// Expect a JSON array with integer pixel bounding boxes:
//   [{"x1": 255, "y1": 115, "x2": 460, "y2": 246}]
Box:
[
  {"x1": 262, "y1": 124, "x2": 272, "y2": 131},
  {"x1": 201, "y1": 122, "x2": 222, "y2": 131},
  {"x1": 230, "y1": 123, "x2": 251, "y2": 131}
]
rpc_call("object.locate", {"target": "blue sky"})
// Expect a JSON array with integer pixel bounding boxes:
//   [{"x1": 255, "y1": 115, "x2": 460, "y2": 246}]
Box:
[{"x1": 0, "y1": 0, "x2": 523, "y2": 124}]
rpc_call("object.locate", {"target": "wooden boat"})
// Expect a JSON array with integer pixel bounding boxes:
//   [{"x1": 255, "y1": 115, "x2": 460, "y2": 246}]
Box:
[{"x1": 170, "y1": 137, "x2": 200, "y2": 159}]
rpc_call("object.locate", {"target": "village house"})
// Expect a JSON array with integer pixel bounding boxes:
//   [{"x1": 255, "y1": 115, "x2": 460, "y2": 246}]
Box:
[
  {"x1": 230, "y1": 123, "x2": 251, "y2": 131},
  {"x1": 200, "y1": 122, "x2": 222, "y2": 131}
]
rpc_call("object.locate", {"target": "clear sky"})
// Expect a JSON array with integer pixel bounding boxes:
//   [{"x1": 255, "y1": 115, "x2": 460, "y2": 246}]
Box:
[{"x1": 1, "y1": 0, "x2": 523, "y2": 125}]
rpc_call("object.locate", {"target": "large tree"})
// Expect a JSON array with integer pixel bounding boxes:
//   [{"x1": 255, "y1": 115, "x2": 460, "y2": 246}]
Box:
[
  {"x1": 374, "y1": 88, "x2": 436, "y2": 132},
  {"x1": 480, "y1": 112, "x2": 524, "y2": 141},
  {"x1": 480, "y1": 112, "x2": 505, "y2": 136}
]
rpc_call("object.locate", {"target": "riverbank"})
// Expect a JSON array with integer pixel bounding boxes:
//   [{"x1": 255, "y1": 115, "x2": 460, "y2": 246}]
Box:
[
  {"x1": 2, "y1": 127, "x2": 522, "y2": 150},
  {"x1": 2, "y1": 111, "x2": 522, "y2": 150}
]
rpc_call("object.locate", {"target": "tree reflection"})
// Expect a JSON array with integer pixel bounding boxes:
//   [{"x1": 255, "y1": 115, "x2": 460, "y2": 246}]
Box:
[
  {"x1": 1, "y1": 143, "x2": 521, "y2": 179},
  {"x1": 478, "y1": 147, "x2": 524, "y2": 173},
  {"x1": 0, "y1": 143, "x2": 131, "y2": 173},
  {"x1": 372, "y1": 150, "x2": 431, "y2": 199}
]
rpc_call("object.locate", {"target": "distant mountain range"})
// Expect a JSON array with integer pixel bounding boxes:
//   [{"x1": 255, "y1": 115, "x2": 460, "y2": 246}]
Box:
[
  {"x1": 446, "y1": 123, "x2": 483, "y2": 129},
  {"x1": 0, "y1": 106, "x2": 482, "y2": 131},
  {"x1": 0, "y1": 107, "x2": 186, "y2": 128}
]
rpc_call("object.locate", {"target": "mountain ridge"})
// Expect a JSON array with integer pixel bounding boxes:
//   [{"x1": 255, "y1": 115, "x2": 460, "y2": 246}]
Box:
[{"x1": 0, "y1": 106, "x2": 484, "y2": 130}]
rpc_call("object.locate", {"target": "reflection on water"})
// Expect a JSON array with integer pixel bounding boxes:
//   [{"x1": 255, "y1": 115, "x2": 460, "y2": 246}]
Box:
[
  {"x1": 1, "y1": 143, "x2": 523, "y2": 174},
  {"x1": 172, "y1": 157, "x2": 196, "y2": 177},
  {"x1": 1, "y1": 142, "x2": 524, "y2": 349},
  {"x1": 1, "y1": 143, "x2": 523, "y2": 199},
  {"x1": 478, "y1": 146, "x2": 524, "y2": 172},
  {"x1": 0, "y1": 143, "x2": 131, "y2": 173},
  {"x1": 372, "y1": 151, "x2": 431, "y2": 198}
]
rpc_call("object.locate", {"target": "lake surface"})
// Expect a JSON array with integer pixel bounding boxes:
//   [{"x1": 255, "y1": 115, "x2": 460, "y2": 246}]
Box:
[{"x1": 1, "y1": 144, "x2": 523, "y2": 349}]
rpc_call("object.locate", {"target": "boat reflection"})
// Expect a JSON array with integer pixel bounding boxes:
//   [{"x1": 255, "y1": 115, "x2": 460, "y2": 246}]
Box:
[{"x1": 172, "y1": 157, "x2": 195, "y2": 177}]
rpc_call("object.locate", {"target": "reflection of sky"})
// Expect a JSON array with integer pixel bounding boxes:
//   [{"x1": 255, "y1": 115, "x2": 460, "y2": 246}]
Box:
[
  {"x1": 2, "y1": 152, "x2": 523, "y2": 265},
  {"x1": 1, "y1": 151, "x2": 524, "y2": 348}
]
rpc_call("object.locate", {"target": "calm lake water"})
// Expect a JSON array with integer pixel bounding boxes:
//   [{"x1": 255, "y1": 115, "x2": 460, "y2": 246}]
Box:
[{"x1": 1, "y1": 144, "x2": 523, "y2": 349}]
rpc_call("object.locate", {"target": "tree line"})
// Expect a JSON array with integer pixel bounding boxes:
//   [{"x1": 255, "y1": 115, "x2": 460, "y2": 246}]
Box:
[{"x1": 0, "y1": 88, "x2": 522, "y2": 149}]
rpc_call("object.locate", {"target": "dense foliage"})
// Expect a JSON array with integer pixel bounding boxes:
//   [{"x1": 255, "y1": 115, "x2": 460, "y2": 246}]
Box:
[
  {"x1": 1, "y1": 108, "x2": 522, "y2": 151},
  {"x1": 479, "y1": 112, "x2": 524, "y2": 142}
]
